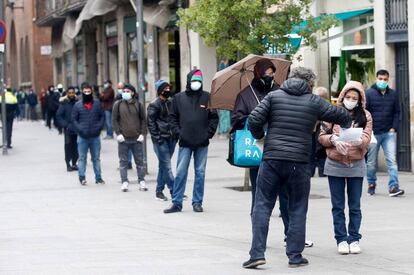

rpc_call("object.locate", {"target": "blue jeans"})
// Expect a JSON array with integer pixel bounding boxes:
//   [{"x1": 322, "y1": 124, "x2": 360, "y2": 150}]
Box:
[
  {"x1": 366, "y1": 131, "x2": 399, "y2": 190},
  {"x1": 104, "y1": 110, "x2": 113, "y2": 137},
  {"x1": 249, "y1": 160, "x2": 310, "y2": 263},
  {"x1": 77, "y1": 136, "x2": 102, "y2": 181},
  {"x1": 153, "y1": 139, "x2": 177, "y2": 193},
  {"x1": 172, "y1": 146, "x2": 208, "y2": 208},
  {"x1": 18, "y1": 104, "x2": 26, "y2": 119},
  {"x1": 328, "y1": 176, "x2": 363, "y2": 244}
]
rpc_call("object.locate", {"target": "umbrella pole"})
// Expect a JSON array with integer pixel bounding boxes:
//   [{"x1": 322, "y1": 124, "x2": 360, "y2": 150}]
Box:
[{"x1": 243, "y1": 168, "x2": 250, "y2": 191}]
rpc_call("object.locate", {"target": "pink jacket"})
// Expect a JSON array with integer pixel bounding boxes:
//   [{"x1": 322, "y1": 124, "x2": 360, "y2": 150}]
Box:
[{"x1": 318, "y1": 81, "x2": 372, "y2": 165}]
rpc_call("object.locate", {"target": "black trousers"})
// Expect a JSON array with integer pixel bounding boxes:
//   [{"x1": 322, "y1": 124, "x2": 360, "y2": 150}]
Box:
[
  {"x1": 6, "y1": 116, "x2": 14, "y2": 147},
  {"x1": 47, "y1": 110, "x2": 61, "y2": 132},
  {"x1": 64, "y1": 132, "x2": 78, "y2": 166}
]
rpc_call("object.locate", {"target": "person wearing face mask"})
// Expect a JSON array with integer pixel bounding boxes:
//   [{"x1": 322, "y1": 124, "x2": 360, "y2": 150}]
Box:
[
  {"x1": 72, "y1": 82, "x2": 105, "y2": 186},
  {"x1": 147, "y1": 80, "x2": 178, "y2": 201},
  {"x1": 45, "y1": 85, "x2": 61, "y2": 133},
  {"x1": 365, "y1": 69, "x2": 404, "y2": 197},
  {"x1": 100, "y1": 80, "x2": 115, "y2": 139},
  {"x1": 164, "y1": 69, "x2": 219, "y2": 214},
  {"x1": 319, "y1": 81, "x2": 372, "y2": 256},
  {"x1": 243, "y1": 67, "x2": 352, "y2": 269},
  {"x1": 112, "y1": 84, "x2": 147, "y2": 192},
  {"x1": 231, "y1": 58, "x2": 278, "y2": 215},
  {"x1": 56, "y1": 87, "x2": 79, "y2": 172}
]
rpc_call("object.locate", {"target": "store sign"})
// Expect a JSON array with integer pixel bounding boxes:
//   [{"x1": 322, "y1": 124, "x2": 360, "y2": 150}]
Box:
[
  {"x1": 105, "y1": 21, "x2": 118, "y2": 37},
  {"x1": 41, "y1": 46, "x2": 52, "y2": 55}
]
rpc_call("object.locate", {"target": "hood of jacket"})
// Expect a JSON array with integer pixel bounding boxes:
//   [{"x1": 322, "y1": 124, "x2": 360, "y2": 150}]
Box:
[
  {"x1": 280, "y1": 78, "x2": 311, "y2": 96},
  {"x1": 185, "y1": 69, "x2": 203, "y2": 92},
  {"x1": 337, "y1": 81, "x2": 366, "y2": 108}
]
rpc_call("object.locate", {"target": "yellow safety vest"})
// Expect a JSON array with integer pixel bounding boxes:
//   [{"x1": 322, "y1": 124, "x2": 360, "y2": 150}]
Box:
[{"x1": 0, "y1": 92, "x2": 18, "y2": 104}]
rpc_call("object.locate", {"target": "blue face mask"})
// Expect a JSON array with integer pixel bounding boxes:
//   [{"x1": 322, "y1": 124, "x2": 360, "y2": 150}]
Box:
[
  {"x1": 122, "y1": 92, "x2": 132, "y2": 101},
  {"x1": 376, "y1": 80, "x2": 388, "y2": 90}
]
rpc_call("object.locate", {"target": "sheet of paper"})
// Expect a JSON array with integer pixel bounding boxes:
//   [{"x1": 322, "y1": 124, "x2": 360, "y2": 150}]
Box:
[{"x1": 337, "y1": 128, "x2": 363, "y2": 142}]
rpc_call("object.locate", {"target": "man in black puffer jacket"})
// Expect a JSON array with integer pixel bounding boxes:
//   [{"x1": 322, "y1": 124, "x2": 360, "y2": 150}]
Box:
[
  {"x1": 243, "y1": 67, "x2": 352, "y2": 269},
  {"x1": 72, "y1": 82, "x2": 105, "y2": 186},
  {"x1": 164, "y1": 69, "x2": 219, "y2": 214},
  {"x1": 148, "y1": 80, "x2": 178, "y2": 201},
  {"x1": 56, "y1": 87, "x2": 79, "y2": 172}
]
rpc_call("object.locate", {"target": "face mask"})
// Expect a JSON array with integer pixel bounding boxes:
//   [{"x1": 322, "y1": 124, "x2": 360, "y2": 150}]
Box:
[
  {"x1": 376, "y1": 80, "x2": 388, "y2": 90},
  {"x1": 82, "y1": 93, "x2": 93, "y2": 103},
  {"x1": 162, "y1": 90, "x2": 172, "y2": 98},
  {"x1": 261, "y1": 76, "x2": 274, "y2": 91},
  {"x1": 104, "y1": 84, "x2": 109, "y2": 89},
  {"x1": 122, "y1": 92, "x2": 132, "y2": 101},
  {"x1": 190, "y1": 81, "x2": 202, "y2": 91},
  {"x1": 117, "y1": 89, "x2": 123, "y2": 95},
  {"x1": 343, "y1": 99, "x2": 358, "y2": 110}
]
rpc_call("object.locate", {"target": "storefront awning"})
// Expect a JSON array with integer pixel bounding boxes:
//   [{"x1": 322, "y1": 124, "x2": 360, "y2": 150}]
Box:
[{"x1": 293, "y1": 8, "x2": 373, "y2": 33}]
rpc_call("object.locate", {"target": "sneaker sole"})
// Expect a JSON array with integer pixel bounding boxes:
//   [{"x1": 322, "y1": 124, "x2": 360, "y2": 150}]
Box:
[
  {"x1": 156, "y1": 197, "x2": 168, "y2": 201},
  {"x1": 288, "y1": 262, "x2": 309, "y2": 268},
  {"x1": 389, "y1": 190, "x2": 404, "y2": 197},
  {"x1": 338, "y1": 251, "x2": 350, "y2": 255},
  {"x1": 243, "y1": 260, "x2": 266, "y2": 269},
  {"x1": 350, "y1": 250, "x2": 361, "y2": 254}
]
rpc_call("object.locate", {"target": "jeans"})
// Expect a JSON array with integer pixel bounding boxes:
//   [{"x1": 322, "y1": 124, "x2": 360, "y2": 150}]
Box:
[
  {"x1": 64, "y1": 132, "x2": 78, "y2": 167},
  {"x1": 153, "y1": 139, "x2": 177, "y2": 193},
  {"x1": 172, "y1": 146, "x2": 208, "y2": 208},
  {"x1": 249, "y1": 167, "x2": 259, "y2": 215},
  {"x1": 328, "y1": 176, "x2": 363, "y2": 244},
  {"x1": 77, "y1": 136, "x2": 102, "y2": 181},
  {"x1": 250, "y1": 160, "x2": 310, "y2": 263},
  {"x1": 104, "y1": 110, "x2": 113, "y2": 137},
  {"x1": 18, "y1": 104, "x2": 26, "y2": 119},
  {"x1": 118, "y1": 141, "x2": 145, "y2": 183},
  {"x1": 366, "y1": 131, "x2": 399, "y2": 190}
]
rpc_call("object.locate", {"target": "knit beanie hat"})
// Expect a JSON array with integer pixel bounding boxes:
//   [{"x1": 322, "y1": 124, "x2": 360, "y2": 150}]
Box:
[
  {"x1": 191, "y1": 70, "x2": 203, "y2": 82},
  {"x1": 155, "y1": 80, "x2": 170, "y2": 95},
  {"x1": 254, "y1": 58, "x2": 276, "y2": 79}
]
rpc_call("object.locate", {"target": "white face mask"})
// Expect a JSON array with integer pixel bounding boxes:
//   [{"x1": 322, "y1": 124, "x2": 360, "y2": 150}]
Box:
[
  {"x1": 190, "y1": 81, "x2": 202, "y2": 91},
  {"x1": 343, "y1": 99, "x2": 358, "y2": 110}
]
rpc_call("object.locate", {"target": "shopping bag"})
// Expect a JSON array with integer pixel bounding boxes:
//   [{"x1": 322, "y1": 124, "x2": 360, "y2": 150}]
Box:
[{"x1": 228, "y1": 121, "x2": 263, "y2": 168}]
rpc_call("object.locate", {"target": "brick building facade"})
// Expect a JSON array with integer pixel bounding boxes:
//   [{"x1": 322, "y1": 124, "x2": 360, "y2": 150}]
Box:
[{"x1": 5, "y1": 0, "x2": 53, "y2": 93}]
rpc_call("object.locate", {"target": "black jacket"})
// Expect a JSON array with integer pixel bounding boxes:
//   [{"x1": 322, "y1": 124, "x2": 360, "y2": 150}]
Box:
[
  {"x1": 72, "y1": 99, "x2": 105, "y2": 138},
  {"x1": 27, "y1": 92, "x2": 38, "y2": 107},
  {"x1": 249, "y1": 78, "x2": 352, "y2": 163},
  {"x1": 365, "y1": 85, "x2": 400, "y2": 134},
  {"x1": 170, "y1": 70, "x2": 219, "y2": 148},
  {"x1": 45, "y1": 92, "x2": 60, "y2": 112},
  {"x1": 231, "y1": 79, "x2": 279, "y2": 131},
  {"x1": 56, "y1": 98, "x2": 77, "y2": 135},
  {"x1": 147, "y1": 97, "x2": 177, "y2": 144}
]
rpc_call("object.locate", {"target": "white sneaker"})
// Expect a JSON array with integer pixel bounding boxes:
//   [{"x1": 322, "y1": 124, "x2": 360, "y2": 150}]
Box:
[
  {"x1": 121, "y1": 182, "x2": 129, "y2": 192},
  {"x1": 305, "y1": 239, "x2": 314, "y2": 248},
  {"x1": 337, "y1": 241, "x2": 349, "y2": 254},
  {"x1": 139, "y1": 180, "x2": 148, "y2": 191},
  {"x1": 349, "y1": 241, "x2": 361, "y2": 254}
]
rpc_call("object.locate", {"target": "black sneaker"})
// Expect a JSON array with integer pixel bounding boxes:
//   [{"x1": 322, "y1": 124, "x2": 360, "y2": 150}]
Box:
[
  {"x1": 183, "y1": 194, "x2": 188, "y2": 201},
  {"x1": 389, "y1": 187, "x2": 404, "y2": 197},
  {"x1": 156, "y1": 192, "x2": 168, "y2": 201},
  {"x1": 242, "y1": 258, "x2": 266, "y2": 269},
  {"x1": 193, "y1": 204, "x2": 204, "y2": 213},
  {"x1": 71, "y1": 165, "x2": 79, "y2": 171},
  {"x1": 80, "y1": 179, "x2": 87, "y2": 185},
  {"x1": 164, "y1": 204, "x2": 182, "y2": 214},
  {"x1": 288, "y1": 257, "x2": 309, "y2": 268},
  {"x1": 368, "y1": 183, "x2": 376, "y2": 195},
  {"x1": 127, "y1": 163, "x2": 133, "y2": 170},
  {"x1": 96, "y1": 179, "x2": 105, "y2": 184},
  {"x1": 67, "y1": 166, "x2": 73, "y2": 172}
]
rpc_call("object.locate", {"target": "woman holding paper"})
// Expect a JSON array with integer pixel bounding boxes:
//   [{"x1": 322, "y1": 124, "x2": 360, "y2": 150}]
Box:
[{"x1": 319, "y1": 81, "x2": 372, "y2": 255}]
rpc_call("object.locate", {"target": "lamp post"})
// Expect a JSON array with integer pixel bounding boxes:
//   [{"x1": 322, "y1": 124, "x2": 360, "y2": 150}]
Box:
[
  {"x1": 0, "y1": 0, "x2": 8, "y2": 155},
  {"x1": 135, "y1": 0, "x2": 147, "y2": 172}
]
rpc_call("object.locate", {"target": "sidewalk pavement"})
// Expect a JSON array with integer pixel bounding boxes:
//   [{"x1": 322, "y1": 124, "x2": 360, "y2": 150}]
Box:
[{"x1": 0, "y1": 121, "x2": 413, "y2": 275}]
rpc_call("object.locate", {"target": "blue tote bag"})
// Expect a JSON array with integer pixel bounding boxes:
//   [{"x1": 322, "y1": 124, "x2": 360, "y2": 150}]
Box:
[{"x1": 232, "y1": 121, "x2": 263, "y2": 167}]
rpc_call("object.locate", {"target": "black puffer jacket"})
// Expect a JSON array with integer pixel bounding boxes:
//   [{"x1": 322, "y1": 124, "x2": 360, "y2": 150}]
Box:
[
  {"x1": 147, "y1": 97, "x2": 177, "y2": 144},
  {"x1": 249, "y1": 78, "x2": 352, "y2": 163},
  {"x1": 170, "y1": 70, "x2": 219, "y2": 148}
]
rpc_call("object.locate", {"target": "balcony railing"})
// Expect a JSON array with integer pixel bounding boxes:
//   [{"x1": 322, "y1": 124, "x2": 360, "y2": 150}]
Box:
[
  {"x1": 385, "y1": 0, "x2": 408, "y2": 43},
  {"x1": 36, "y1": 0, "x2": 87, "y2": 26}
]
